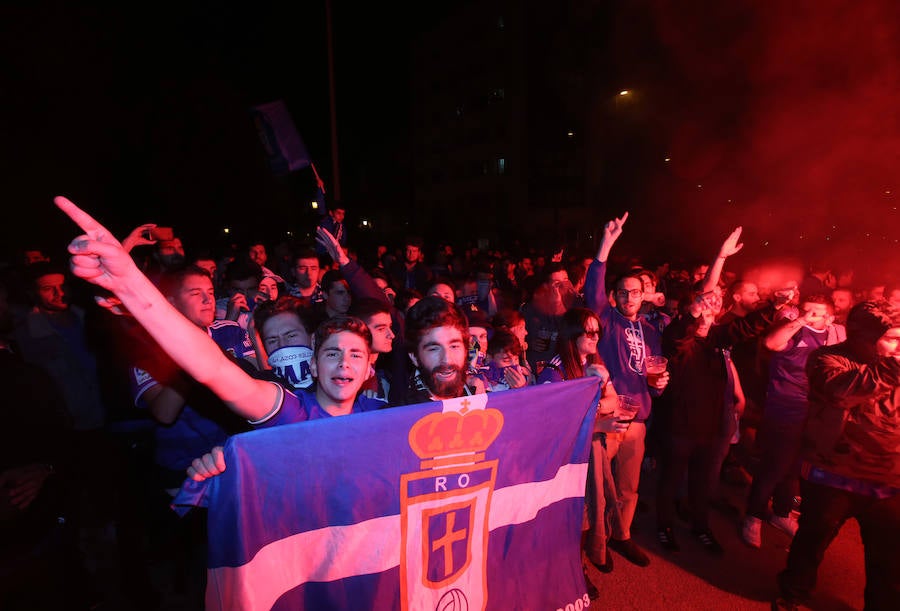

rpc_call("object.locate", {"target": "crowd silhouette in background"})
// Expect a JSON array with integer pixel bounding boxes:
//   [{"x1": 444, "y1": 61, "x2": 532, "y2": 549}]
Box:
[{"x1": 1, "y1": 197, "x2": 899, "y2": 611}]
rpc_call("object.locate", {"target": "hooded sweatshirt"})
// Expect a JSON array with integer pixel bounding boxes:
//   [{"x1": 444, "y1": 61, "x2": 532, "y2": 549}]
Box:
[
  {"x1": 585, "y1": 260, "x2": 661, "y2": 421},
  {"x1": 803, "y1": 300, "x2": 900, "y2": 490}
]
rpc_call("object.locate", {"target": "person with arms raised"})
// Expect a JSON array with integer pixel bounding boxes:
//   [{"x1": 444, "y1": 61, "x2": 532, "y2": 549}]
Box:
[
  {"x1": 654, "y1": 227, "x2": 782, "y2": 555},
  {"x1": 583, "y1": 212, "x2": 671, "y2": 567},
  {"x1": 54, "y1": 196, "x2": 381, "y2": 435}
]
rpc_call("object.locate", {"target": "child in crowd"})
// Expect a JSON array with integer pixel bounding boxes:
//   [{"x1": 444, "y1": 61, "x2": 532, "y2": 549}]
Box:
[{"x1": 485, "y1": 329, "x2": 531, "y2": 391}]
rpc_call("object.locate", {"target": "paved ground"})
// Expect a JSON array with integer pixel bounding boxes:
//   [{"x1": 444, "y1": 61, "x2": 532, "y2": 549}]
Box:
[{"x1": 584, "y1": 464, "x2": 866, "y2": 611}]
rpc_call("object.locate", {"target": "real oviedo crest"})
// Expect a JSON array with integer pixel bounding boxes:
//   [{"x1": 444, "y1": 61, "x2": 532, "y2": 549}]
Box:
[{"x1": 400, "y1": 394, "x2": 503, "y2": 611}]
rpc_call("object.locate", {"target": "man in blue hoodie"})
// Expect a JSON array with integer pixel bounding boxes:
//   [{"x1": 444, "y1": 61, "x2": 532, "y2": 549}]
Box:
[{"x1": 584, "y1": 212, "x2": 669, "y2": 567}]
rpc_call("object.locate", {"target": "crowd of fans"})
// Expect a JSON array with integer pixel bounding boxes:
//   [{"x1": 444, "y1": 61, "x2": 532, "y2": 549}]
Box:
[{"x1": 2, "y1": 197, "x2": 899, "y2": 610}]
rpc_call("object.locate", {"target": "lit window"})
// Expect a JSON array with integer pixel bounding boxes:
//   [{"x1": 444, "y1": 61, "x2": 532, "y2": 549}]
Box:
[{"x1": 497, "y1": 157, "x2": 506, "y2": 175}]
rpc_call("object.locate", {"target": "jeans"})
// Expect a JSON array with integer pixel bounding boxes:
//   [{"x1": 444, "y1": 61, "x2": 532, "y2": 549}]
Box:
[{"x1": 778, "y1": 480, "x2": 900, "y2": 609}]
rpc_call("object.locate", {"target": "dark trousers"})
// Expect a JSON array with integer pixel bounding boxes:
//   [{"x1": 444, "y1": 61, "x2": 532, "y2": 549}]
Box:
[
  {"x1": 778, "y1": 480, "x2": 900, "y2": 610},
  {"x1": 656, "y1": 435, "x2": 715, "y2": 531},
  {"x1": 746, "y1": 419, "x2": 804, "y2": 519},
  {"x1": 709, "y1": 409, "x2": 738, "y2": 499}
]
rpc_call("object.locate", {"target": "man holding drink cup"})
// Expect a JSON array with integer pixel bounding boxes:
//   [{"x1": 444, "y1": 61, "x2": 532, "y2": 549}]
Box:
[
  {"x1": 645, "y1": 355, "x2": 668, "y2": 388},
  {"x1": 584, "y1": 212, "x2": 670, "y2": 567}
]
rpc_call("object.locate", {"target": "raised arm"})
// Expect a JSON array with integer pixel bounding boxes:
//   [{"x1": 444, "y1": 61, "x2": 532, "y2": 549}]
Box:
[
  {"x1": 317, "y1": 226, "x2": 389, "y2": 304},
  {"x1": 764, "y1": 308, "x2": 817, "y2": 351},
  {"x1": 121, "y1": 223, "x2": 159, "y2": 253},
  {"x1": 595, "y1": 211, "x2": 628, "y2": 264},
  {"x1": 586, "y1": 212, "x2": 628, "y2": 314},
  {"x1": 316, "y1": 226, "x2": 350, "y2": 267},
  {"x1": 699, "y1": 226, "x2": 743, "y2": 294},
  {"x1": 807, "y1": 351, "x2": 900, "y2": 410},
  {"x1": 55, "y1": 196, "x2": 279, "y2": 421}
]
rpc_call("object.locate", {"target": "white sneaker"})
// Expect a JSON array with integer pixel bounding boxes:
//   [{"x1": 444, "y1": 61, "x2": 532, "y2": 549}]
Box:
[
  {"x1": 742, "y1": 516, "x2": 762, "y2": 548},
  {"x1": 769, "y1": 513, "x2": 799, "y2": 537}
]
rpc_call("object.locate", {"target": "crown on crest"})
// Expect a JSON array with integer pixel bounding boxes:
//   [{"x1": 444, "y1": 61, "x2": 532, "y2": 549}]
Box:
[{"x1": 408, "y1": 408, "x2": 504, "y2": 459}]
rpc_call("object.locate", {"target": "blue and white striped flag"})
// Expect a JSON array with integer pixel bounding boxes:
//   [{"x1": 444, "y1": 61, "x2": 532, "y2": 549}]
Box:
[{"x1": 175, "y1": 377, "x2": 600, "y2": 610}]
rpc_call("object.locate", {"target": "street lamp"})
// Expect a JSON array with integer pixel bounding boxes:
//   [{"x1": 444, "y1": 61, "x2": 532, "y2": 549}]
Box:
[{"x1": 615, "y1": 89, "x2": 633, "y2": 110}]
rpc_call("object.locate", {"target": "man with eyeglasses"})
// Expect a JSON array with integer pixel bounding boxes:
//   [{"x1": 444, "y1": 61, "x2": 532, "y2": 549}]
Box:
[{"x1": 583, "y1": 212, "x2": 668, "y2": 568}]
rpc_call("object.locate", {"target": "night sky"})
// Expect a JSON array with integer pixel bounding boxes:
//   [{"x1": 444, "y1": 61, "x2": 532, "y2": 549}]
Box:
[
  {"x1": 3, "y1": 1, "x2": 898, "y2": 283},
  {"x1": 2, "y1": 1, "x2": 416, "y2": 259}
]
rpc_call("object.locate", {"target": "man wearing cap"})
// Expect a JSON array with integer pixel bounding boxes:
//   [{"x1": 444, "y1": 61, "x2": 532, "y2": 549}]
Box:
[{"x1": 773, "y1": 300, "x2": 900, "y2": 611}]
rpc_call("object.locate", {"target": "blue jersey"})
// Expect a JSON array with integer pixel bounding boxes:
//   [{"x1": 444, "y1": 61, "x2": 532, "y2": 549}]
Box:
[
  {"x1": 252, "y1": 384, "x2": 384, "y2": 428},
  {"x1": 765, "y1": 325, "x2": 829, "y2": 422},
  {"x1": 209, "y1": 317, "x2": 255, "y2": 361}
]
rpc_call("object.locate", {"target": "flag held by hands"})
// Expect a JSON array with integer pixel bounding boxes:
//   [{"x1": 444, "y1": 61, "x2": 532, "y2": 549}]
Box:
[{"x1": 175, "y1": 378, "x2": 601, "y2": 610}]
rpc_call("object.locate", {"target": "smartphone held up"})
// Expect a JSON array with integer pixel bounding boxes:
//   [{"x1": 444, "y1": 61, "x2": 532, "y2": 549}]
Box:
[{"x1": 142, "y1": 226, "x2": 174, "y2": 241}]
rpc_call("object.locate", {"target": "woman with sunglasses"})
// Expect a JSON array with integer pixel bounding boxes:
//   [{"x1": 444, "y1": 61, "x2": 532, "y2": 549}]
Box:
[{"x1": 537, "y1": 307, "x2": 631, "y2": 576}]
